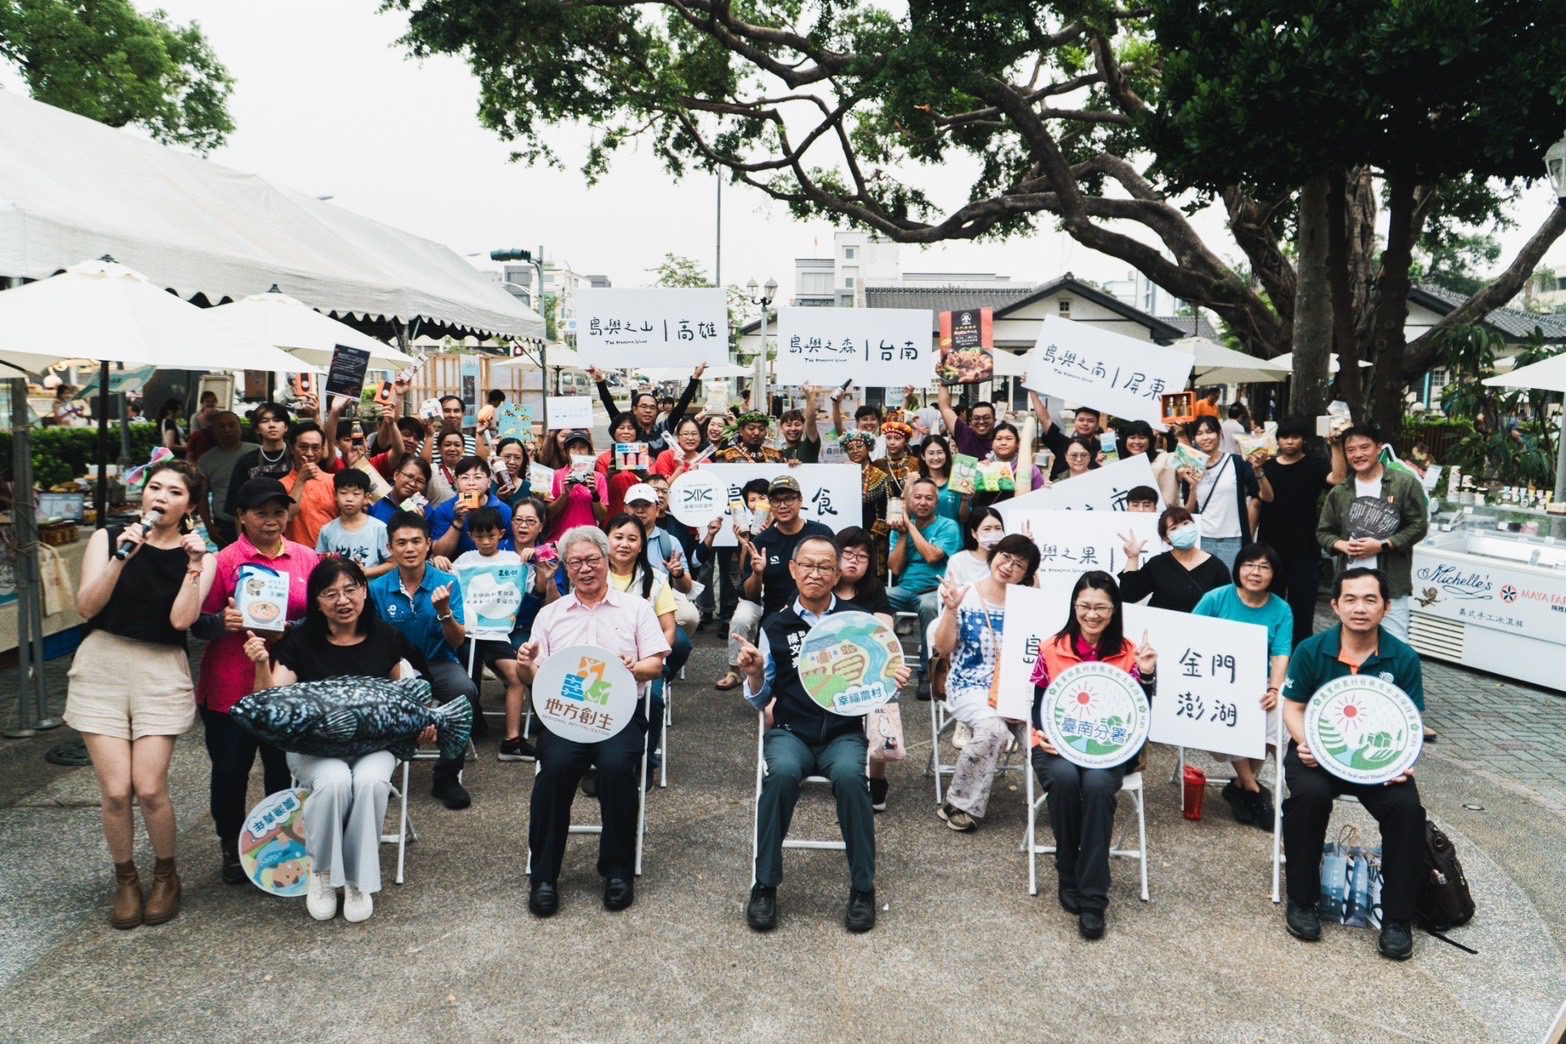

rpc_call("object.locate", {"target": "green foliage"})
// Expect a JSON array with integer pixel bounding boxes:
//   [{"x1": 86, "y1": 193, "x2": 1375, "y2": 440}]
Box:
[
  {"x1": 1438, "y1": 326, "x2": 1562, "y2": 487},
  {"x1": 0, "y1": 423, "x2": 163, "y2": 490},
  {"x1": 542, "y1": 292, "x2": 559, "y2": 341},
  {"x1": 0, "y1": 0, "x2": 235, "y2": 152},
  {"x1": 1411, "y1": 231, "x2": 1503, "y2": 297},
  {"x1": 650, "y1": 253, "x2": 712, "y2": 288}
]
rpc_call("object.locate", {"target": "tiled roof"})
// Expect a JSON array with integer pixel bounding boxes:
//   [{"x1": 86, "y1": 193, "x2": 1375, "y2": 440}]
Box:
[
  {"x1": 1155, "y1": 313, "x2": 1222, "y2": 340},
  {"x1": 864, "y1": 285, "x2": 1036, "y2": 328},
  {"x1": 1410, "y1": 284, "x2": 1566, "y2": 342}
]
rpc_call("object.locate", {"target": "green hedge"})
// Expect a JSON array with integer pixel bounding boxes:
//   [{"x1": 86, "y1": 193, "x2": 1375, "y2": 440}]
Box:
[{"x1": 0, "y1": 423, "x2": 165, "y2": 489}]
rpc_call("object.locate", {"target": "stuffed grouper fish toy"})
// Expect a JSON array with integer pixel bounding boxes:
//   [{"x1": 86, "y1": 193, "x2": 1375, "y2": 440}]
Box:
[{"x1": 231, "y1": 676, "x2": 472, "y2": 762}]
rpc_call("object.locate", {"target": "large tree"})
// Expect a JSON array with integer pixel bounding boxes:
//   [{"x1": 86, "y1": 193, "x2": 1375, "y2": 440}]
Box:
[
  {"x1": 0, "y1": 0, "x2": 234, "y2": 152},
  {"x1": 386, "y1": 0, "x2": 1566, "y2": 428}
]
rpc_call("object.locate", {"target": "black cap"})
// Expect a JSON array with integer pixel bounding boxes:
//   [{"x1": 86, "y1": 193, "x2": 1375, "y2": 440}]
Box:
[
  {"x1": 233, "y1": 477, "x2": 291, "y2": 511},
  {"x1": 563, "y1": 429, "x2": 593, "y2": 447}
]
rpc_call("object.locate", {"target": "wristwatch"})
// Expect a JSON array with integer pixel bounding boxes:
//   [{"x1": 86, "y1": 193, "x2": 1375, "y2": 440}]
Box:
[
  {"x1": 437, "y1": 612, "x2": 454, "y2": 622},
  {"x1": 1381, "y1": 540, "x2": 1392, "y2": 554}
]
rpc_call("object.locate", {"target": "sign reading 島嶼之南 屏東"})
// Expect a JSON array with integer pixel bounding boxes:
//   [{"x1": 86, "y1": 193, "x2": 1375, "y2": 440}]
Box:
[{"x1": 1022, "y1": 316, "x2": 1194, "y2": 427}]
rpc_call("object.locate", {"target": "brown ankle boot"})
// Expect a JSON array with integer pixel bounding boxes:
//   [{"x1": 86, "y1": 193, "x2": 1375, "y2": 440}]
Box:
[
  {"x1": 111, "y1": 861, "x2": 143, "y2": 929},
  {"x1": 143, "y1": 856, "x2": 181, "y2": 926}
]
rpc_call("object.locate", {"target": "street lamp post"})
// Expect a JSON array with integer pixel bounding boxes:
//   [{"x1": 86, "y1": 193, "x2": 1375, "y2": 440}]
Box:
[
  {"x1": 747, "y1": 278, "x2": 778, "y2": 411},
  {"x1": 491, "y1": 246, "x2": 548, "y2": 429}
]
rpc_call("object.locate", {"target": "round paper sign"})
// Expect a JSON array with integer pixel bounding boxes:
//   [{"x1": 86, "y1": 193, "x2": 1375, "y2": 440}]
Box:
[
  {"x1": 1304, "y1": 675, "x2": 1423, "y2": 785},
  {"x1": 1039, "y1": 662, "x2": 1150, "y2": 769},
  {"x1": 532, "y1": 644, "x2": 639, "y2": 743},
  {"x1": 239, "y1": 787, "x2": 311, "y2": 897},
  {"x1": 668, "y1": 470, "x2": 726, "y2": 528},
  {"x1": 798, "y1": 611, "x2": 904, "y2": 717}
]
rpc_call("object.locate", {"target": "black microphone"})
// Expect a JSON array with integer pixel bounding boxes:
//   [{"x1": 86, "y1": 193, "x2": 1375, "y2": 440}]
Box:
[{"x1": 114, "y1": 509, "x2": 163, "y2": 560}]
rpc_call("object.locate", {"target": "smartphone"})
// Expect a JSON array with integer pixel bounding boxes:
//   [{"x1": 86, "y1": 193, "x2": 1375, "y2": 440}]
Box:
[
  {"x1": 534, "y1": 543, "x2": 558, "y2": 564},
  {"x1": 375, "y1": 380, "x2": 394, "y2": 407},
  {"x1": 293, "y1": 373, "x2": 314, "y2": 398}
]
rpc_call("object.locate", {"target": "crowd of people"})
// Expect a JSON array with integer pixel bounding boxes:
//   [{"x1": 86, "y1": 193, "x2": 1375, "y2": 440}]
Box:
[{"x1": 63, "y1": 374, "x2": 1435, "y2": 959}]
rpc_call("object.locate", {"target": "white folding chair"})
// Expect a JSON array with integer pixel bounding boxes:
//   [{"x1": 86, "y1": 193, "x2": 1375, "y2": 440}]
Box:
[
  {"x1": 526, "y1": 689, "x2": 652, "y2": 879},
  {"x1": 657, "y1": 678, "x2": 671, "y2": 789},
  {"x1": 1022, "y1": 758, "x2": 1149, "y2": 902},
  {"x1": 750, "y1": 713, "x2": 847, "y2": 886},
  {"x1": 379, "y1": 759, "x2": 419, "y2": 885}
]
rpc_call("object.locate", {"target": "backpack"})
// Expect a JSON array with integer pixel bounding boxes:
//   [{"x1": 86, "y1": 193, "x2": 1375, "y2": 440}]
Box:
[{"x1": 1417, "y1": 820, "x2": 1475, "y2": 932}]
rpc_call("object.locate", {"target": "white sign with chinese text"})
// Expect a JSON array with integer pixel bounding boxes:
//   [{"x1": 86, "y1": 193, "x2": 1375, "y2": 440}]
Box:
[
  {"x1": 992, "y1": 453, "x2": 1163, "y2": 527},
  {"x1": 575, "y1": 287, "x2": 729, "y2": 369},
  {"x1": 1006, "y1": 510, "x2": 1163, "y2": 595},
  {"x1": 775, "y1": 307, "x2": 934, "y2": 388},
  {"x1": 994, "y1": 584, "x2": 1066, "y2": 721},
  {"x1": 544, "y1": 395, "x2": 594, "y2": 431},
  {"x1": 703, "y1": 463, "x2": 862, "y2": 547},
  {"x1": 1124, "y1": 603, "x2": 1269, "y2": 760},
  {"x1": 1023, "y1": 316, "x2": 1194, "y2": 426}
]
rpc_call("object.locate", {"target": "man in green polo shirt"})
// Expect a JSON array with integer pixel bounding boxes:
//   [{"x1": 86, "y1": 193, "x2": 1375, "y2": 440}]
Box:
[{"x1": 1280, "y1": 567, "x2": 1427, "y2": 961}]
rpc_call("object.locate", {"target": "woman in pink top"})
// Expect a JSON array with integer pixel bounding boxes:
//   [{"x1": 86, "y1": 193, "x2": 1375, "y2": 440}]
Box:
[
  {"x1": 196, "y1": 477, "x2": 320, "y2": 885},
  {"x1": 653, "y1": 416, "x2": 707, "y2": 479},
  {"x1": 545, "y1": 430, "x2": 607, "y2": 540}
]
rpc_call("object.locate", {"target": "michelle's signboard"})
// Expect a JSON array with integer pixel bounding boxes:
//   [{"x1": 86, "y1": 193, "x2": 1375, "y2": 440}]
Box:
[
  {"x1": 1410, "y1": 542, "x2": 1566, "y2": 636},
  {"x1": 1303, "y1": 676, "x2": 1423, "y2": 786},
  {"x1": 1037, "y1": 662, "x2": 1150, "y2": 770}
]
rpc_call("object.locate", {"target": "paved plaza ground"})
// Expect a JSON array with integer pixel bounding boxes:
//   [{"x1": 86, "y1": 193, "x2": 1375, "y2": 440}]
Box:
[{"x1": 0, "y1": 619, "x2": 1563, "y2": 1042}]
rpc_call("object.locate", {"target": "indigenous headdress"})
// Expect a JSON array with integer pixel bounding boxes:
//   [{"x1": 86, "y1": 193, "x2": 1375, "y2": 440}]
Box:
[{"x1": 881, "y1": 420, "x2": 914, "y2": 439}]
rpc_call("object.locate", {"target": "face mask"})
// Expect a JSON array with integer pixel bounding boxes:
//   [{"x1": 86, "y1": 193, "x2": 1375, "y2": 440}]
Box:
[
  {"x1": 1168, "y1": 525, "x2": 1199, "y2": 550},
  {"x1": 978, "y1": 532, "x2": 1003, "y2": 550}
]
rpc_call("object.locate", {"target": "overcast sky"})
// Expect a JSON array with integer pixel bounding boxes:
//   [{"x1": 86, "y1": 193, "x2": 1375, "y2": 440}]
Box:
[{"x1": 27, "y1": 3, "x2": 1566, "y2": 298}]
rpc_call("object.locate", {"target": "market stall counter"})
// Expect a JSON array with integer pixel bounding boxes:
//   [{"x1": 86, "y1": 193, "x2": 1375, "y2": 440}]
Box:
[
  {"x1": 1409, "y1": 503, "x2": 1566, "y2": 692},
  {"x1": 1, "y1": 519, "x2": 92, "y2": 657}
]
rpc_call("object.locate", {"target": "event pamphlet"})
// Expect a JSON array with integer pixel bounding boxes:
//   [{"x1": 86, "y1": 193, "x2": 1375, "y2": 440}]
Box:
[{"x1": 237, "y1": 563, "x2": 289, "y2": 634}]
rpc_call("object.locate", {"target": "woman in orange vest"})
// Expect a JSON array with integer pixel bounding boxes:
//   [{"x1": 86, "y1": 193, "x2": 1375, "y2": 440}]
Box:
[{"x1": 1029, "y1": 570, "x2": 1157, "y2": 941}]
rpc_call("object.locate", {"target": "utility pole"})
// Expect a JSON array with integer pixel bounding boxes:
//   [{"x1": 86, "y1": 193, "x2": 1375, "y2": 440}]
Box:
[{"x1": 491, "y1": 246, "x2": 548, "y2": 431}]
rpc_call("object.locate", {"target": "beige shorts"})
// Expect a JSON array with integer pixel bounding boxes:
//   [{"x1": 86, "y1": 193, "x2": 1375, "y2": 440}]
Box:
[{"x1": 65, "y1": 630, "x2": 196, "y2": 741}]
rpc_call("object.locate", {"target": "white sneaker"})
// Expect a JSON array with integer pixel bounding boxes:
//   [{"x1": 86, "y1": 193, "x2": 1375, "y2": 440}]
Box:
[
  {"x1": 306, "y1": 871, "x2": 337, "y2": 921},
  {"x1": 953, "y1": 722, "x2": 972, "y2": 750},
  {"x1": 343, "y1": 884, "x2": 374, "y2": 923}
]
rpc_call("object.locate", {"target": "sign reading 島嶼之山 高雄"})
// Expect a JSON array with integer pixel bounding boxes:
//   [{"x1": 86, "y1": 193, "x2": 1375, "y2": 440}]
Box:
[{"x1": 575, "y1": 287, "x2": 728, "y2": 369}]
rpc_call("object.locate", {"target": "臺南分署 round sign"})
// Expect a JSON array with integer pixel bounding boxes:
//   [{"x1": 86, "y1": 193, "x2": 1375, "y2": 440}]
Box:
[
  {"x1": 798, "y1": 611, "x2": 904, "y2": 716},
  {"x1": 533, "y1": 644, "x2": 638, "y2": 743},
  {"x1": 1304, "y1": 675, "x2": 1423, "y2": 785},
  {"x1": 239, "y1": 787, "x2": 311, "y2": 897},
  {"x1": 668, "y1": 470, "x2": 725, "y2": 528},
  {"x1": 1039, "y1": 662, "x2": 1150, "y2": 769}
]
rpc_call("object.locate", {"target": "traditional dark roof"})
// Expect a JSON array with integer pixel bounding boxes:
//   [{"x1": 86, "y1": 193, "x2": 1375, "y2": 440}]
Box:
[
  {"x1": 1409, "y1": 284, "x2": 1566, "y2": 343},
  {"x1": 1155, "y1": 313, "x2": 1223, "y2": 341},
  {"x1": 863, "y1": 285, "x2": 1035, "y2": 325},
  {"x1": 990, "y1": 275, "x2": 1188, "y2": 341}
]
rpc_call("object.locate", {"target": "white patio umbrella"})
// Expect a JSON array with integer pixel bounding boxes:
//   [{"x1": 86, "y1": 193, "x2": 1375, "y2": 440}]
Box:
[
  {"x1": 634, "y1": 363, "x2": 751, "y2": 380},
  {"x1": 1483, "y1": 352, "x2": 1566, "y2": 507},
  {"x1": 0, "y1": 258, "x2": 310, "y2": 376},
  {"x1": 494, "y1": 344, "x2": 584, "y2": 370},
  {"x1": 200, "y1": 287, "x2": 412, "y2": 370},
  {"x1": 1172, "y1": 336, "x2": 1290, "y2": 383},
  {"x1": 1268, "y1": 350, "x2": 1372, "y2": 376}
]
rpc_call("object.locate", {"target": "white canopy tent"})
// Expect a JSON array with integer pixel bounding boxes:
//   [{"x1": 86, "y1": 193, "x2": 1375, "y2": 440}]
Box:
[
  {"x1": 1268, "y1": 351, "x2": 1373, "y2": 376},
  {"x1": 1484, "y1": 353, "x2": 1566, "y2": 508},
  {"x1": 1172, "y1": 336, "x2": 1291, "y2": 383},
  {"x1": 0, "y1": 92, "x2": 543, "y2": 339},
  {"x1": 201, "y1": 290, "x2": 414, "y2": 371}
]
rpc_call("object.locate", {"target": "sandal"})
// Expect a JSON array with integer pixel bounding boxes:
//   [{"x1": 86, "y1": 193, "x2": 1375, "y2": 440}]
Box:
[{"x1": 714, "y1": 670, "x2": 741, "y2": 691}]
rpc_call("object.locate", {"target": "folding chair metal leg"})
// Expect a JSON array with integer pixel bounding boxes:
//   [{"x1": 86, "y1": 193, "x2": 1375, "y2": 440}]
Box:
[
  {"x1": 379, "y1": 760, "x2": 416, "y2": 886},
  {"x1": 1271, "y1": 707, "x2": 1286, "y2": 903},
  {"x1": 927, "y1": 699, "x2": 956, "y2": 806},
  {"x1": 1024, "y1": 768, "x2": 1148, "y2": 902}
]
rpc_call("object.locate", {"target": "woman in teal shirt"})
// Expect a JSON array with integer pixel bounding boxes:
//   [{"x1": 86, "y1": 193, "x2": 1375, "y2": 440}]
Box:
[
  {"x1": 918, "y1": 434, "x2": 966, "y2": 524},
  {"x1": 1192, "y1": 541, "x2": 1293, "y2": 829}
]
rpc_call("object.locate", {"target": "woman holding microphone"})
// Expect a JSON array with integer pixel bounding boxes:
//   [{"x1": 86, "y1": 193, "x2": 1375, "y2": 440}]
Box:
[{"x1": 66, "y1": 459, "x2": 214, "y2": 928}]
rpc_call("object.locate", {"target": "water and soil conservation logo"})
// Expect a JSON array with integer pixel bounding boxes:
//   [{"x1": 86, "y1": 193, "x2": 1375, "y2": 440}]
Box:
[
  {"x1": 1039, "y1": 662, "x2": 1150, "y2": 769},
  {"x1": 1304, "y1": 676, "x2": 1423, "y2": 786}
]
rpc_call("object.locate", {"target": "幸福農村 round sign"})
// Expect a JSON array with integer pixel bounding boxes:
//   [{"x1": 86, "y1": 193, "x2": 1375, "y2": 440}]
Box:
[
  {"x1": 1304, "y1": 675, "x2": 1423, "y2": 785},
  {"x1": 1039, "y1": 662, "x2": 1150, "y2": 769},
  {"x1": 798, "y1": 611, "x2": 903, "y2": 716},
  {"x1": 533, "y1": 644, "x2": 638, "y2": 743},
  {"x1": 239, "y1": 787, "x2": 311, "y2": 897},
  {"x1": 668, "y1": 470, "x2": 725, "y2": 528}
]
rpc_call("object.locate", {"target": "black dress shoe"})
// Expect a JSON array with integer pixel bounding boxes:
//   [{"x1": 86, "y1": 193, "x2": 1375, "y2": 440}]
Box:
[
  {"x1": 1057, "y1": 886, "x2": 1081, "y2": 915},
  {"x1": 844, "y1": 888, "x2": 877, "y2": 933},
  {"x1": 1222, "y1": 780, "x2": 1256, "y2": 825},
  {"x1": 220, "y1": 843, "x2": 246, "y2": 885},
  {"x1": 432, "y1": 778, "x2": 471, "y2": 810},
  {"x1": 1378, "y1": 918, "x2": 1414, "y2": 960},
  {"x1": 603, "y1": 876, "x2": 634, "y2": 911},
  {"x1": 580, "y1": 769, "x2": 598, "y2": 798},
  {"x1": 916, "y1": 676, "x2": 932, "y2": 701},
  {"x1": 1285, "y1": 900, "x2": 1322, "y2": 941},
  {"x1": 528, "y1": 880, "x2": 559, "y2": 917},
  {"x1": 746, "y1": 884, "x2": 777, "y2": 931},
  {"x1": 1078, "y1": 908, "x2": 1105, "y2": 940}
]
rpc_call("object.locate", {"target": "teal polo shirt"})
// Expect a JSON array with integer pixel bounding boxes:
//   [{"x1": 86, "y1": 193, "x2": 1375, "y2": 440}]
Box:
[
  {"x1": 369, "y1": 564, "x2": 466, "y2": 666},
  {"x1": 1282, "y1": 624, "x2": 1424, "y2": 711},
  {"x1": 888, "y1": 515, "x2": 963, "y2": 594}
]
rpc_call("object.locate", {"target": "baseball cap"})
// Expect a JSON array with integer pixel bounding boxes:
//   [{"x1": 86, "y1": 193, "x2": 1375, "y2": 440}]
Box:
[
  {"x1": 768, "y1": 475, "x2": 802, "y2": 497},
  {"x1": 624, "y1": 482, "x2": 659, "y2": 505},
  {"x1": 233, "y1": 477, "x2": 292, "y2": 511},
  {"x1": 563, "y1": 429, "x2": 593, "y2": 447}
]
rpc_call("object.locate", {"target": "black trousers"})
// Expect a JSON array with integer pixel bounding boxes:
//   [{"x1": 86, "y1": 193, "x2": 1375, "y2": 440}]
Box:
[
  {"x1": 1278, "y1": 546, "x2": 1322, "y2": 650},
  {"x1": 201, "y1": 707, "x2": 290, "y2": 847},
  {"x1": 426, "y1": 659, "x2": 480, "y2": 786},
  {"x1": 528, "y1": 715, "x2": 647, "y2": 883},
  {"x1": 1032, "y1": 748, "x2": 1127, "y2": 912},
  {"x1": 1282, "y1": 743, "x2": 1426, "y2": 920}
]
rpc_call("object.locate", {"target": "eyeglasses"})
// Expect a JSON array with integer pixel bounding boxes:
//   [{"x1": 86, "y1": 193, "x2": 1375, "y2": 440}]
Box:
[
  {"x1": 839, "y1": 550, "x2": 870, "y2": 564},
  {"x1": 565, "y1": 555, "x2": 605, "y2": 571},
  {"x1": 795, "y1": 562, "x2": 838, "y2": 576},
  {"x1": 1074, "y1": 602, "x2": 1114, "y2": 616},
  {"x1": 1240, "y1": 562, "x2": 1274, "y2": 573},
  {"x1": 318, "y1": 583, "x2": 364, "y2": 602},
  {"x1": 993, "y1": 553, "x2": 1026, "y2": 571}
]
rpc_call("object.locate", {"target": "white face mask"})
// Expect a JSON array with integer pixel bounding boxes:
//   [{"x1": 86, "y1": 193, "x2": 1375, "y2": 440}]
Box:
[
  {"x1": 978, "y1": 532, "x2": 1003, "y2": 550},
  {"x1": 1168, "y1": 525, "x2": 1199, "y2": 550}
]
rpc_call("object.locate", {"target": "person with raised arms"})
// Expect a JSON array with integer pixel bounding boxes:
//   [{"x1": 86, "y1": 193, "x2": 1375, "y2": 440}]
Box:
[
  {"x1": 589, "y1": 363, "x2": 707, "y2": 453},
  {"x1": 736, "y1": 536, "x2": 911, "y2": 933},
  {"x1": 515, "y1": 526, "x2": 670, "y2": 917},
  {"x1": 1279, "y1": 567, "x2": 1427, "y2": 961}
]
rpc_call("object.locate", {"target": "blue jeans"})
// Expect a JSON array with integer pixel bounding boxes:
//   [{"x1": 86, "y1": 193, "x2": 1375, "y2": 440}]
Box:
[
  {"x1": 886, "y1": 585, "x2": 940, "y2": 675},
  {"x1": 1203, "y1": 536, "x2": 1244, "y2": 574}
]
